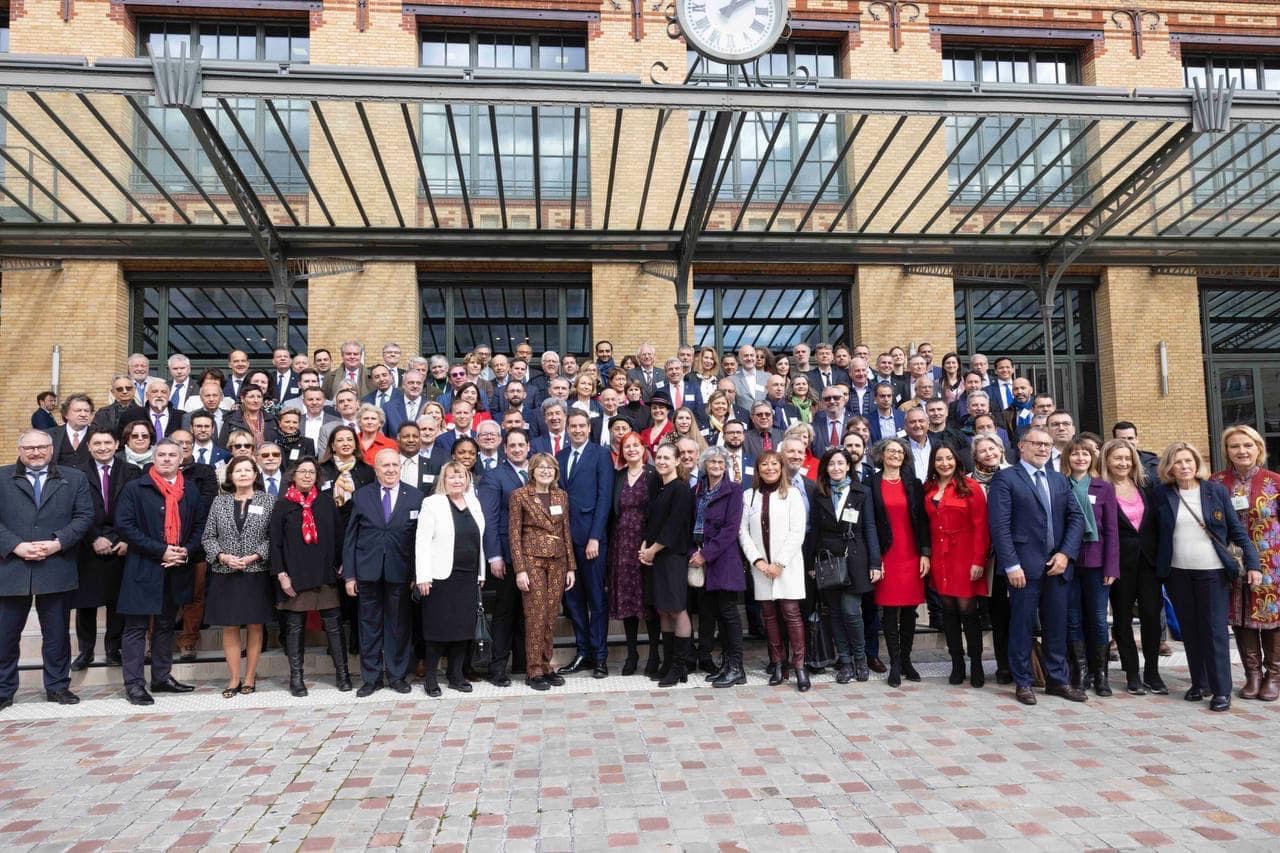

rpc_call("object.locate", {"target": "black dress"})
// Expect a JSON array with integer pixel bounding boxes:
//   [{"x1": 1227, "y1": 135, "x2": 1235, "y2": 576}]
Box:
[
  {"x1": 204, "y1": 498, "x2": 277, "y2": 626},
  {"x1": 421, "y1": 501, "x2": 481, "y2": 642},
  {"x1": 643, "y1": 477, "x2": 695, "y2": 612}
]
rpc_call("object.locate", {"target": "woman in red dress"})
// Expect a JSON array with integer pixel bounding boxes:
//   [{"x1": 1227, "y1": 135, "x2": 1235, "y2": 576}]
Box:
[
  {"x1": 923, "y1": 444, "x2": 990, "y2": 688},
  {"x1": 869, "y1": 438, "x2": 932, "y2": 687}
]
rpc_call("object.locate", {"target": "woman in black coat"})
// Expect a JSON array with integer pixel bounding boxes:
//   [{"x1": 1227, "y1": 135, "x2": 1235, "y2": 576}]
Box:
[
  {"x1": 639, "y1": 443, "x2": 695, "y2": 687},
  {"x1": 270, "y1": 457, "x2": 351, "y2": 696},
  {"x1": 317, "y1": 425, "x2": 374, "y2": 653},
  {"x1": 811, "y1": 447, "x2": 883, "y2": 685}
]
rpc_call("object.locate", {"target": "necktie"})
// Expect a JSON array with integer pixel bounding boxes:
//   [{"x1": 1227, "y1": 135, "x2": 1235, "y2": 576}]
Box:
[
  {"x1": 100, "y1": 465, "x2": 111, "y2": 510},
  {"x1": 69, "y1": 430, "x2": 80, "y2": 451},
  {"x1": 382, "y1": 486, "x2": 393, "y2": 522},
  {"x1": 762, "y1": 431, "x2": 772, "y2": 451},
  {"x1": 268, "y1": 476, "x2": 279, "y2": 497},
  {"x1": 567, "y1": 449, "x2": 579, "y2": 480},
  {"x1": 830, "y1": 420, "x2": 839, "y2": 446},
  {"x1": 485, "y1": 457, "x2": 495, "y2": 471},
  {"x1": 153, "y1": 412, "x2": 164, "y2": 441},
  {"x1": 30, "y1": 469, "x2": 45, "y2": 507},
  {"x1": 1033, "y1": 470, "x2": 1054, "y2": 549},
  {"x1": 823, "y1": 371, "x2": 831, "y2": 387},
  {"x1": 198, "y1": 448, "x2": 207, "y2": 464},
  {"x1": 553, "y1": 434, "x2": 562, "y2": 455},
  {"x1": 171, "y1": 384, "x2": 182, "y2": 409},
  {"x1": 1003, "y1": 383, "x2": 1012, "y2": 407},
  {"x1": 377, "y1": 391, "x2": 386, "y2": 407},
  {"x1": 672, "y1": 385, "x2": 681, "y2": 408},
  {"x1": 519, "y1": 469, "x2": 529, "y2": 485}
]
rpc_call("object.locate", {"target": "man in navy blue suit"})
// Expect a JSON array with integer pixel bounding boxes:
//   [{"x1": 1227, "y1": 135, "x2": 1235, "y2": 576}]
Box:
[
  {"x1": 662, "y1": 357, "x2": 704, "y2": 425},
  {"x1": 868, "y1": 382, "x2": 905, "y2": 443},
  {"x1": 811, "y1": 383, "x2": 851, "y2": 456},
  {"x1": 555, "y1": 411, "x2": 616, "y2": 677},
  {"x1": 342, "y1": 448, "x2": 424, "y2": 698},
  {"x1": 987, "y1": 426, "x2": 1087, "y2": 706},
  {"x1": 477, "y1": 428, "x2": 531, "y2": 687}
]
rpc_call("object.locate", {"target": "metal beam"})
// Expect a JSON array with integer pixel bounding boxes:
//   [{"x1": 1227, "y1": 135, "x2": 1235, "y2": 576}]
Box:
[
  {"x1": 1150, "y1": 264, "x2": 1280, "y2": 280},
  {"x1": 674, "y1": 111, "x2": 734, "y2": 347}
]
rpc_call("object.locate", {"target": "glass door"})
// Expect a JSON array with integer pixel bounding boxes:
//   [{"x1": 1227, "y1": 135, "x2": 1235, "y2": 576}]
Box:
[{"x1": 1208, "y1": 363, "x2": 1280, "y2": 470}]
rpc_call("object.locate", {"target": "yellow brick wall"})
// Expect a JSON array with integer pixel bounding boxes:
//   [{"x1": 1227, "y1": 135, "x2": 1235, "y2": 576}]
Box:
[
  {"x1": 853, "y1": 266, "x2": 956, "y2": 355},
  {"x1": 1095, "y1": 268, "x2": 1208, "y2": 454},
  {"x1": 0, "y1": 262, "x2": 129, "y2": 443},
  {"x1": 306, "y1": 263, "x2": 421, "y2": 364}
]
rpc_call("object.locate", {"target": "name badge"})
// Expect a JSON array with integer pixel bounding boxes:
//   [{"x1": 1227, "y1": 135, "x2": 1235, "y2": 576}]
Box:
[
  {"x1": 550, "y1": 504, "x2": 563, "y2": 516},
  {"x1": 248, "y1": 505, "x2": 265, "y2": 516},
  {"x1": 655, "y1": 380, "x2": 666, "y2": 389},
  {"x1": 409, "y1": 510, "x2": 419, "y2": 520},
  {"x1": 841, "y1": 508, "x2": 860, "y2": 524},
  {"x1": 1232, "y1": 494, "x2": 1249, "y2": 511},
  {"x1": 1088, "y1": 494, "x2": 1097, "y2": 505},
  {"x1": 424, "y1": 474, "x2": 436, "y2": 484},
  {"x1": 896, "y1": 429, "x2": 907, "y2": 437},
  {"x1": 320, "y1": 481, "x2": 332, "y2": 491},
  {"x1": 744, "y1": 466, "x2": 754, "y2": 477},
  {"x1": 290, "y1": 448, "x2": 300, "y2": 460},
  {"x1": 589, "y1": 410, "x2": 600, "y2": 417}
]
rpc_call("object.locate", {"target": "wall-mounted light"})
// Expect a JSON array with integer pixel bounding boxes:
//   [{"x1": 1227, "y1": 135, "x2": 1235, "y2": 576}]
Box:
[
  {"x1": 1158, "y1": 341, "x2": 1168, "y2": 397},
  {"x1": 52, "y1": 345, "x2": 61, "y2": 396}
]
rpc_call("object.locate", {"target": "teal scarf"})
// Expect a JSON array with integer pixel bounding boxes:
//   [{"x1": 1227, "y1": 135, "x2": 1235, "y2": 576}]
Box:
[{"x1": 1071, "y1": 475, "x2": 1099, "y2": 542}]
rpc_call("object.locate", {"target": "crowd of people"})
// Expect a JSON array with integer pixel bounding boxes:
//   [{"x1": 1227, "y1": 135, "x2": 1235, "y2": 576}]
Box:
[{"x1": 1, "y1": 338, "x2": 1276, "y2": 713}]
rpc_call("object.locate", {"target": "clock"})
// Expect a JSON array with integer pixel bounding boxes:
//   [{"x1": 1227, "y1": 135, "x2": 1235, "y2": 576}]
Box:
[{"x1": 676, "y1": 0, "x2": 788, "y2": 64}]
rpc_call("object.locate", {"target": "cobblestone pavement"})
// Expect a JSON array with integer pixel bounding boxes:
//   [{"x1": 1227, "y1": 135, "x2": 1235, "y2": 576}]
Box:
[{"x1": 0, "y1": 649, "x2": 1277, "y2": 852}]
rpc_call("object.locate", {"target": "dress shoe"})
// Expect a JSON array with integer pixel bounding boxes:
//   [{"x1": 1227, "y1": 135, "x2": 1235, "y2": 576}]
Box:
[
  {"x1": 423, "y1": 678, "x2": 442, "y2": 698},
  {"x1": 704, "y1": 658, "x2": 729, "y2": 683},
  {"x1": 71, "y1": 652, "x2": 93, "y2": 672},
  {"x1": 104, "y1": 651, "x2": 123, "y2": 666},
  {"x1": 995, "y1": 669, "x2": 1014, "y2": 685},
  {"x1": 0, "y1": 696, "x2": 12, "y2": 711},
  {"x1": 1015, "y1": 685, "x2": 1037, "y2": 705},
  {"x1": 592, "y1": 662, "x2": 608, "y2": 679},
  {"x1": 795, "y1": 669, "x2": 811, "y2": 693},
  {"x1": 835, "y1": 664, "x2": 854, "y2": 684},
  {"x1": 356, "y1": 682, "x2": 382, "y2": 698},
  {"x1": 1210, "y1": 695, "x2": 1231, "y2": 712},
  {"x1": 125, "y1": 688, "x2": 154, "y2": 706},
  {"x1": 545, "y1": 673, "x2": 566, "y2": 687},
  {"x1": 1183, "y1": 686, "x2": 1205, "y2": 702},
  {"x1": 46, "y1": 689, "x2": 80, "y2": 705},
  {"x1": 854, "y1": 661, "x2": 870, "y2": 682},
  {"x1": 415, "y1": 659, "x2": 428, "y2": 679},
  {"x1": 712, "y1": 663, "x2": 746, "y2": 688},
  {"x1": 390, "y1": 680, "x2": 411, "y2": 695},
  {"x1": 178, "y1": 648, "x2": 197, "y2": 663},
  {"x1": 1045, "y1": 683, "x2": 1088, "y2": 702},
  {"x1": 556, "y1": 655, "x2": 591, "y2": 675},
  {"x1": 448, "y1": 680, "x2": 473, "y2": 693},
  {"x1": 1143, "y1": 672, "x2": 1169, "y2": 694},
  {"x1": 151, "y1": 676, "x2": 194, "y2": 693},
  {"x1": 866, "y1": 656, "x2": 886, "y2": 674},
  {"x1": 526, "y1": 676, "x2": 550, "y2": 691},
  {"x1": 489, "y1": 672, "x2": 512, "y2": 688}
]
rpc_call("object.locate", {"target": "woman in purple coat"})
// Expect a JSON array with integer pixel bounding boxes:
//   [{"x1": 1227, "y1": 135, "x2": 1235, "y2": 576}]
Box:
[
  {"x1": 1062, "y1": 436, "x2": 1120, "y2": 697},
  {"x1": 688, "y1": 446, "x2": 746, "y2": 688}
]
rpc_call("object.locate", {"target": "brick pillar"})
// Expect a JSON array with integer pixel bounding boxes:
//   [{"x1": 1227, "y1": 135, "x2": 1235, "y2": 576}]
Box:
[
  {"x1": 591, "y1": 264, "x2": 686, "y2": 361},
  {"x1": 1095, "y1": 268, "x2": 1207, "y2": 453},
  {"x1": 0, "y1": 262, "x2": 129, "y2": 442},
  {"x1": 853, "y1": 266, "x2": 955, "y2": 355},
  {"x1": 306, "y1": 263, "x2": 420, "y2": 364}
]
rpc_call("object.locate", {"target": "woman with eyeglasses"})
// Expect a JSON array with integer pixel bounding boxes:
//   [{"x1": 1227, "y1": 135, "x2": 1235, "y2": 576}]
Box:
[
  {"x1": 119, "y1": 420, "x2": 156, "y2": 471},
  {"x1": 225, "y1": 430, "x2": 257, "y2": 460},
  {"x1": 202, "y1": 456, "x2": 275, "y2": 698}
]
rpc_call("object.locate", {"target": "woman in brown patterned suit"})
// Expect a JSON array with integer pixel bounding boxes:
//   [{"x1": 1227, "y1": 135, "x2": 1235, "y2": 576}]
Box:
[{"x1": 510, "y1": 452, "x2": 577, "y2": 690}]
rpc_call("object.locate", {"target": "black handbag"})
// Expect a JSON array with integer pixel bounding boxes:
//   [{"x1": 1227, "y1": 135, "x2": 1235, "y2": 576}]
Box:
[
  {"x1": 805, "y1": 605, "x2": 837, "y2": 670},
  {"x1": 470, "y1": 586, "x2": 493, "y2": 670},
  {"x1": 814, "y1": 548, "x2": 850, "y2": 590}
]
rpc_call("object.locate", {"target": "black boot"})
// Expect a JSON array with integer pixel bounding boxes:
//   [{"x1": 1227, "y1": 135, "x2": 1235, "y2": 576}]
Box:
[
  {"x1": 900, "y1": 610, "x2": 920, "y2": 681},
  {"x1": 322, "y1": 614, "x2": 353, "y2": 692},
  {"x1": 644, "y1": 618, "x2": 662, "y2": 677},
  {"x1": 766, "y1": 662, "x2": 783, "y2": 686},
  {"x1": 884, "y1": 608, "x2": 902, "y2": 689},
  {"x1": 1068, "y1": 640, "x2": 1086, "y2": 690},
  {"x1": 1092, "y1": 646, "x2": 1113, "y2": 697},
  {"x1": 713, "y1": 655, "x2": 746, "y2": 688},
  {"x1": 659, "y1": 637, "x2": 690, "y2": 687},
  {"x1": 943, "y1": 611, "x2": 966, "y2": 685},
  {"x1": 962, "y1": 614, "x2": 985, "y2": 688},
  {"x1": 704, "y1": 656, "x2": 730, "y2": 683},
  {"x1": 621, "y1": 617, "x2": 640, "y2": 676},
  {"x1": 651, "y1": 632, "x2": 673, "y2": 682},
  {"x1": 285, "y1": 612, "x2": 307, "y2": 697}
]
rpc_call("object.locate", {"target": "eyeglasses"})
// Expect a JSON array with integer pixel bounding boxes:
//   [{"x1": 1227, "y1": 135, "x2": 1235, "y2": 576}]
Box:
[
  {"x1": 822, "y1": 396, "x2": 841, "y2": 402},
  {"x1": 129, "y1": 433, "x2": 151, "y2": 440},
  {"x1": 230, "y1": 443, "x2": 254, "y2": 450},
  {"x1": 18, "y1": 445, "x2": 52, "y2": 452},
  {"x1": 450, "y1": 372, "x2": 466, "y2": 378},
  {"x1": 1022, "y1": 440, "x2": 1053, "y2": 449},
  {"x1": 259, "y1": 452, "x2": 281, "y2": 458},
  {"x1": 113, "y1": 385, "x2": 132, "y2": 392}
]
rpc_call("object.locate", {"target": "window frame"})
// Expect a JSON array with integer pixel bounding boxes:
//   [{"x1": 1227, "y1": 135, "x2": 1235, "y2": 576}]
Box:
[{"x1": 694, "y1": 274, "x2": 851, "y2": 354}]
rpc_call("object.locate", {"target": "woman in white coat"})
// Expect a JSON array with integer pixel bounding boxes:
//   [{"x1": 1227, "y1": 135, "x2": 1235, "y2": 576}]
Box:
[
  {"x1": 738, "y1": 450, "x2": 810, "y2": 691},
  {"x1": 413, "y1": 461, "x2": 486, "y2": 697}
]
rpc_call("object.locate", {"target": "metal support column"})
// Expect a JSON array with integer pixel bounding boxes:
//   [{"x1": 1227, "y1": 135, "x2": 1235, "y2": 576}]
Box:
[
  {"x1": 150, "y1": 45, "x2": 293, "y2": 348},
  {"x1": 672, "y1": 111, "x2": 733, "y2": 348}
]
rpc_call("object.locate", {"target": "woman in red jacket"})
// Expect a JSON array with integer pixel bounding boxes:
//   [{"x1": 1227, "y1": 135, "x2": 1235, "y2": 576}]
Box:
[{"x1": 923, "y1": 444, "x2": 990, "y2": 688}]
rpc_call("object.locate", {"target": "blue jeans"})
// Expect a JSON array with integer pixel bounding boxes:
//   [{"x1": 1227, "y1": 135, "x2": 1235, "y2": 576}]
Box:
[
  {"x1": 1067, "y1": 568, "x2": 1110, "y2": 663},
  {"x1": 821, "y1": 588, "x2": 866, "y2": 665}
]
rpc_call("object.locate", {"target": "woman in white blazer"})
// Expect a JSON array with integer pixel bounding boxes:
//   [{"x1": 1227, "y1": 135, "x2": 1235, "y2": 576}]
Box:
[
  {"x1": 738, "y1": 450, "x2": 810, "y2": 692},
  {"x1": 413, "y1": 461, "x2": 485, "y2": 696}
]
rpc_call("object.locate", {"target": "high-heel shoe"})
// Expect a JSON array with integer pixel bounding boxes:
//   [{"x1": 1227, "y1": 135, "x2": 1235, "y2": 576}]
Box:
[{"x1": 621, "y1": 650, "x2": 639, "y2": 676}]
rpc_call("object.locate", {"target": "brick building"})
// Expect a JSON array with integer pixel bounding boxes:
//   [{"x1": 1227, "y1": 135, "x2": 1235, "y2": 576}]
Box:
[{"x1": 1, "y1": 0, "x2": 1280, "y2": 467}]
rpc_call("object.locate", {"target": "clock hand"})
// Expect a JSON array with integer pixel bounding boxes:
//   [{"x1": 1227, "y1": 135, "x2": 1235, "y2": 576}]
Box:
[{"x1": 720, "y1": 0, "x2": 754, "y2": 16}]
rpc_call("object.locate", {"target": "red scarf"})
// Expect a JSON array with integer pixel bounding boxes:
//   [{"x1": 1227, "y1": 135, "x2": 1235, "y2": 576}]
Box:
[
  {"x1": 285, "y1": 484, "x2": 318, "y2": 544},
  {"x1": 148, "y1": 467, "x2": 185, "y2": 546}
]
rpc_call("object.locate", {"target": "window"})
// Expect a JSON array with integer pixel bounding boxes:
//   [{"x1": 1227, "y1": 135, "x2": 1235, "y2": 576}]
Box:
[
  {"x1": 1201, "y1": 285, "x2": 1280, "y2": 354},
  {"x1": 1182, "y1": 55, "x2": 1280, "y2": 217},
  {"x1": 688, "y1": 43, "x2": 842, "y2": 204},
  {"x1": 942, "y1": 48, "x2": 1086, "y2": 206},
  {"x1": 131, "y1": 274, "x2": 308, "y2": 364},
  {"x1": 694, "y1": 275, "x2": 849, "y2": 353},
  {"x1": 955, "y1": 282, "x2": 1100, "y2": 432},
  {"x1": 419, "y1": 30, "x2": 588, "y2": 198},
  {"x1": 421, "y1": 273, "x2": 591, "y2": 358},
  {"x1": 135, "y1": 21, "x2": 310, "y2": 193},
  {"x1": 1201, "y1": 284, "x2": 1280, "y2": 468}
]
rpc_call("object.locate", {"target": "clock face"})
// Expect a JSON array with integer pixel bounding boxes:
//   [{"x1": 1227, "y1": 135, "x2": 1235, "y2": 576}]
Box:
[{"x1": 677, "y1": 0, "x2": 787, "y2": 64}]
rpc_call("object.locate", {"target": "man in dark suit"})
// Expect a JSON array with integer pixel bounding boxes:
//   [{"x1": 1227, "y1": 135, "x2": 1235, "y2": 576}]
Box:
[
  {"x1": 222, "y1": 349, "x2": 252, "y2": 401},
  {"x1": 999, "y1": 376, "x2": 1036, "y2": 440},
  {"x1": 745, "y1": 401, "x2": 783, "y2": 461},
  {"x1": 948, "y1": 371, "x2": 989, "y2": 427},
  {"x1": 812, "y1": 384, "x2": 851, "y2": 457},
  {"x1": 0, "y1": 430, "x2": 95, "y2": 708},
  {"x1": 362, "y1": 364, "x2": 399, "y2": 409},
  {"x1": 806, "y1": 342, "x2": 851, "y2": 394},
  {"x1": 763, "y1": 374, "x2": 801, "y2": 431},
  {"x1": 32, "y1": 391, "x2": 58, "y2": 430},
  {"x1": 987, "y1": 426, "x2": 1087, "y2": 706},
  {"x1": 342, "y1": 447, "x2": 424, "y2": 698},
  {"x1": 987, "y1": 356, "x2": 1018, "y2": 412},
  {"x1": 416, "y1": 416, "x2": 451, "y2": 472},
  {"x1": 721, "y1": 420, "x2": 755, "y2": 485},
  {"x1": 924, "y1": 399, "x2": 974, "y2": 472},
  {"x1": 48, "y1": 393, "x2": 95, "y2": 469},
  {"x1": 477, "y1": 428, "x2": 531, "y2": 686},
  {"x1": 872, "y1": 352, "x2": 908, "y2": 404},
  {"x1": 113, "y1": 438, "x2": 207, "y2": 705},
  {"x1": 396, "y1": 422, "x2": 440, "y2": 495},
  {"x1": 121, "y1": 379, "x2": 185, "y2": 443},
  {"x1": 869, "y1": 382, "x2": 905, "y2": 443},
  {"x1": 556, "y1": 411, "x2": 616, "y2": 677},
  {"x1": 269, "y1": 347, "x2": 301, "y2": 406},
  {"x1": 383, "y1": 370, "x2": 428, "y2": 438},
  {"x1": 663, "y1": 357, "x2": 704, "y2": 424},
  {"x1": 626, "y1": 343, "x2": 661, "y2": 400}
]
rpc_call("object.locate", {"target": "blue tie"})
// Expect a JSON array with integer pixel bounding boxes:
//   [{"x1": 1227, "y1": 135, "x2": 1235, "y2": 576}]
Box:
[
  {"x1": 198, "y1": 448, "x2": 207, "y2": 465},
  {"x1": 382, "y1": 487, "x2": 393, "y2": 522},
  {"x1": 1034, "y1": 470, "x2": 1053, "y2": 548},
  {"x1": 30, "y1": 469, "x2": 45, "y2": 508},
  {"x1": 267, "y1": 476, "x2": 279, "y2": 497}
]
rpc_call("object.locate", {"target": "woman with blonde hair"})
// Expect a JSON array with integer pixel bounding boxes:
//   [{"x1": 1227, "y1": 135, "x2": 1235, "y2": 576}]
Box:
[
  {"x1": 1210, "y1": 424, "x2": 1280, "y2": 701},
  {"x1": 355, "y1": 403, "x2": 397, "y2": 465},
  {"x1": 1153, "y1": 441, "x2": 1260, "y2": 711},
  {"x1": 671, "y1": 406, "x2": 707, "y2": 453}
]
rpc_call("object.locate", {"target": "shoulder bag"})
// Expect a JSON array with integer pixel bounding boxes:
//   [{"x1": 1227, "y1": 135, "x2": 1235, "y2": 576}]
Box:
[
  {"x1": 1175, "y1": 490, "x2": 1245, "y2": 578},
  {"x1": 470, "y1": 584, "x2": 494, "y2": 670}
]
